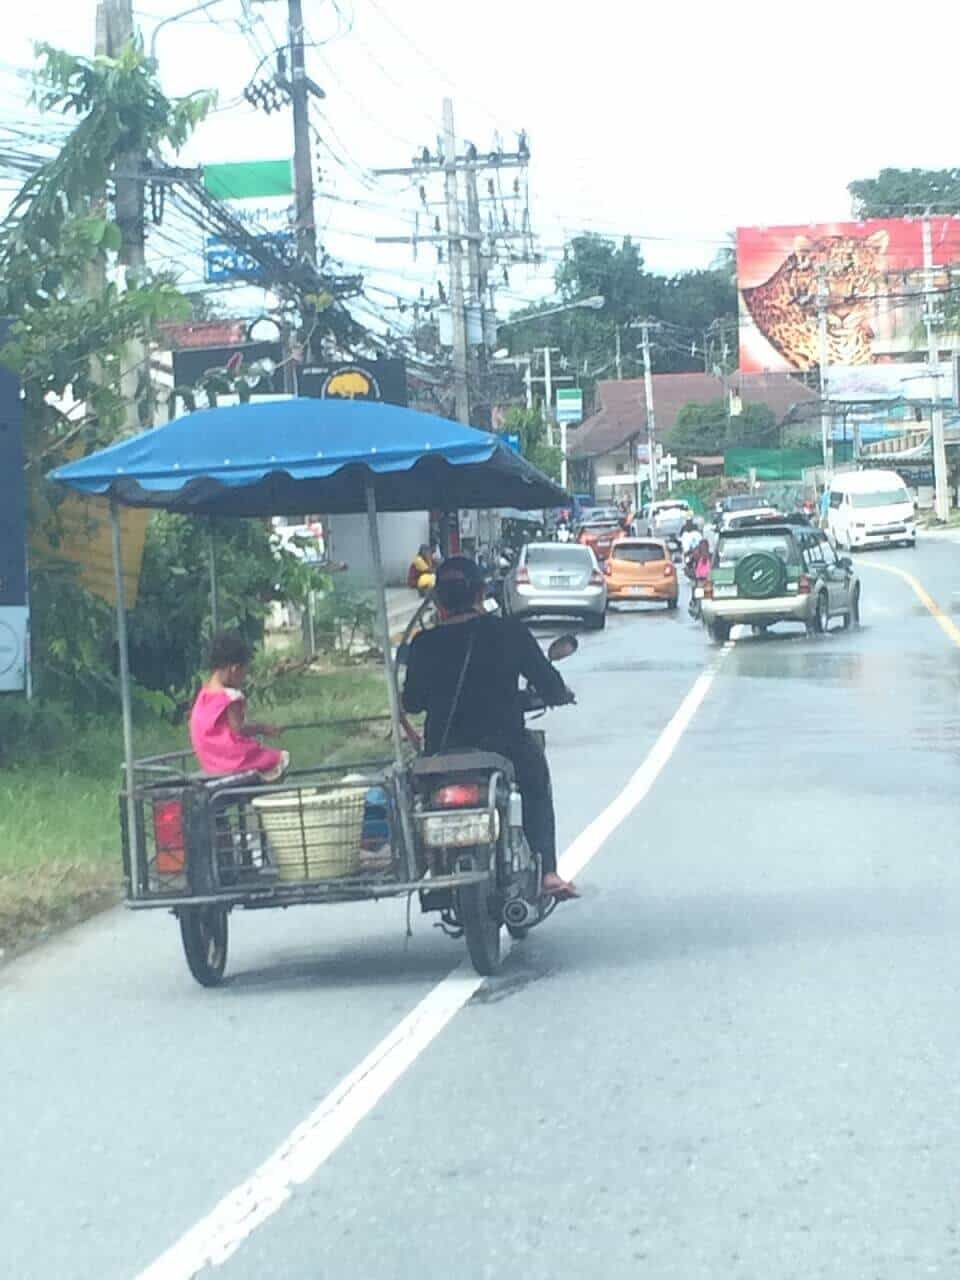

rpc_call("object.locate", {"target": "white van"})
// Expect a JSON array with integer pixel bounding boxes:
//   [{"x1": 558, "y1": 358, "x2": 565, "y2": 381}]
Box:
[{"x1": 826, "y1": 470, "x2": 916, "y2": 550}]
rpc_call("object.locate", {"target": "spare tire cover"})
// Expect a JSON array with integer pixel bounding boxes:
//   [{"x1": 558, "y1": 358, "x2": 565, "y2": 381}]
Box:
[{"x1": 734, "y1": 551, "x2": 786, "y2": 599}]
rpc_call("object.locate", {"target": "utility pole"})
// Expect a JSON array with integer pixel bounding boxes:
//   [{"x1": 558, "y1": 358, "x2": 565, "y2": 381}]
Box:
[
  {"x1": 615, "y1": 326, "x2": 623, "y2": 380},
  {"x1": 923, "y1": 216, "x2": 951, "y2": 521},
  {"x1": 442, "y1": 99, "x2": 470, "y2": 425},
  {"x1": 286, "y1": 0, "x2": 317, "y2": 394},
  {"x1": 288, "y1": 0, "x2": 317, "y2": 273},
  {"x1": 816, "y1": 265, "x2": 833, "y2": 480},
  {"x1": 463, "y1": 153, "x2": 489, "y2": 425},
  {"x1": 99, "y1": 0, "x2": 144, "y2": 270},
  {"x1": 639, "y1": 321, "x2": 658, "y2": 502},
  {"x1": 373, "y1": 112, "x2": 535, "y2": 428},
  {"x1": 542, "y1": 346, "x2": 554, "y2": 447},
  {"x1": 96, "y1": 0, "x2": 152, "y2": 437}
]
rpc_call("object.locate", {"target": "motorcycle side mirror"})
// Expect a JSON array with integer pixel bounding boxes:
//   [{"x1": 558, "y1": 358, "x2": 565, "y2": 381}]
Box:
[{"x1": 547, "y1": 634, "x2": 579, "y2": 662}]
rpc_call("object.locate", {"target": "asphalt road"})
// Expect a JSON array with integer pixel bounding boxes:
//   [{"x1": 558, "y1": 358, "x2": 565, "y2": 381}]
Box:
[{"x1": 3, "y1": 535, "x2": 960, "y2": 1279}]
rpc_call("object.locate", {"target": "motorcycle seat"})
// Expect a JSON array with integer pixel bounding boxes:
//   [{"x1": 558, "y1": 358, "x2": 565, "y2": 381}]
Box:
[{"x1": 410, "y1": 751, "x2": 516, "y2": 782}]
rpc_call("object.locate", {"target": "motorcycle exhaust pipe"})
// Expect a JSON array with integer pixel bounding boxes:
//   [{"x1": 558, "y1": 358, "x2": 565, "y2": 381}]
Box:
[{"x1": 503, "y1": 898, "x2": 538, "y2": 929}]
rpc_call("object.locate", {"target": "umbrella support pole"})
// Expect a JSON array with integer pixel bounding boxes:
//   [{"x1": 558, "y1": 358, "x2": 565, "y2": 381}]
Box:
[
  {"x1": 365, "y1": 483, "x2": 417, "y2": 877},
  {"x1": 110, "y1": 502, "x2": 139, "y2": 900},
  {"x1": 208, "y1": 523, "x2": 220, "y2": 633}
]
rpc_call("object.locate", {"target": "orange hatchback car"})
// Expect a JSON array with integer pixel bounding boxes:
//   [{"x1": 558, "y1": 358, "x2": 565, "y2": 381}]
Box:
[{"x1": 604, "y1": 538, "x2": 678, "y2": 609}]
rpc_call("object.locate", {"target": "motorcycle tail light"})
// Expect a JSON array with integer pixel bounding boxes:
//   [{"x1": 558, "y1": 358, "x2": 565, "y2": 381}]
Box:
[
  {"x1": 432, "y1": 784, "x2": 483, "y2": 808},
  {"x1": 154, "y1": 798, "x2": 185, "y2": 874}
]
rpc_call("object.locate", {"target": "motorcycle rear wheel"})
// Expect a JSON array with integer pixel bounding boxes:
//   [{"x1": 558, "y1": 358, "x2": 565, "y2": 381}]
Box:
[{"x1": 459, "y1": 881, "x2": 504, "y2": 976}]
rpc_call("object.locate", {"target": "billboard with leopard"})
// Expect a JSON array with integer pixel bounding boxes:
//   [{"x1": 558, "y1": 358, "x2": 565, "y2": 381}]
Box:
[{"x1": 736, "y1": 219, "x2": 960, "y2": 375}]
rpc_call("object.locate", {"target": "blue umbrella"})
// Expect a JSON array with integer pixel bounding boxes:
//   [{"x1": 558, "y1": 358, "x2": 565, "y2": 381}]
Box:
[{"x1": 49, "y1": 399, "x2": 567, "y2": 514}]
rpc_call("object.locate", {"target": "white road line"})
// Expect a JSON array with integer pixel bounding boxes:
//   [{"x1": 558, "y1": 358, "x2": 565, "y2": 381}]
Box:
[{"x1": 137, "y1": 650, "x2": 729, "y2": 1280}]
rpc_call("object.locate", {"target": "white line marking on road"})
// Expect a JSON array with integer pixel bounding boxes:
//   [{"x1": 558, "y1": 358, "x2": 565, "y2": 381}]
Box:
[{"x1": 137, "y1": 651, "x2": 729, "y2": 1280}]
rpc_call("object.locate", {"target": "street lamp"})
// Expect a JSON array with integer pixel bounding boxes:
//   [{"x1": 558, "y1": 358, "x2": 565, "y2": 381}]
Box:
[{"x1": 496, "y1": 294, "x2": 604, "y2": 333}]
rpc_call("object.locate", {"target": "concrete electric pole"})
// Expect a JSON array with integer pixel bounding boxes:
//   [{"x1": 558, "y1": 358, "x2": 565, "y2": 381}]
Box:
[
  {"x1": 816, "y1": 264, "x2": 833, "y2": 480},
  {"x1": 288, "y1": 0, "x2": 318, "y2": 273},
  {"x1": 373, "y1": 110, "x2": 535, "y2": 428},
  {"x1": 923, "y1": 216, "x2": 951, "y2": 521},
  {"x1": 441, "y1": 99, "x2": 470, "y2": 425},
  {"x1": 98, "y1": 0, "x2": 143, "y2": 269},
  {"x1": 639, "y1": 320, "x2": 659, "y2": 502}
]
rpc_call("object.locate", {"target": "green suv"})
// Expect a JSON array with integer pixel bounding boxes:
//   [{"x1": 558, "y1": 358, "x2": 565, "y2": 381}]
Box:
[{"x1": 701, "y1": 519, "x2": 861, "y2": 643}]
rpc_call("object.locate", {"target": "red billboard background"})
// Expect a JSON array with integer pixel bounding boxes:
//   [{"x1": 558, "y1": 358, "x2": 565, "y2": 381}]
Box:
[{"x1": 736, "y1": 219, "x2": 960, "y2": 374}]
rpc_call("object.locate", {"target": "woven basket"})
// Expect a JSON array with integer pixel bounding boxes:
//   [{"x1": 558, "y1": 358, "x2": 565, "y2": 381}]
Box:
[{"x1": 252, "y1": 787, "x2": 366, "y2": 881}]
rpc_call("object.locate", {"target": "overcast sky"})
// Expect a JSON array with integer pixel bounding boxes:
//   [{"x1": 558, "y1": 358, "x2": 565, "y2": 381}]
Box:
[{"x1": 3, "y1": 0, "x2": 960, "y2": 330}]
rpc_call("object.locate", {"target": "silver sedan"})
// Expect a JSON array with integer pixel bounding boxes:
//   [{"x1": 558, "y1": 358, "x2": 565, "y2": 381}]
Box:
[{"x1": 503, "y1": 542, "x2": 608, "y2": 630}]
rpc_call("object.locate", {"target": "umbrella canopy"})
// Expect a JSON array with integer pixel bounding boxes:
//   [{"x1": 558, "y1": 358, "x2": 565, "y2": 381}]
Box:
[{"x1": 49, "y1": 399, "x2": 567, "y2": 516}]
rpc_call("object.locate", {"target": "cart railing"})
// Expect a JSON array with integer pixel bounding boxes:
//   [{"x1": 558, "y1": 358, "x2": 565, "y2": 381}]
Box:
[{"x1": 122, "y1": 757, "x2": 427, "y2": 904}]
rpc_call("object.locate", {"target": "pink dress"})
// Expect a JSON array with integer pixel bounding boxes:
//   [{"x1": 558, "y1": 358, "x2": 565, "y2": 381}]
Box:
[{"x1": 189, "y1": 687, "x2": 286, "y2": 778}]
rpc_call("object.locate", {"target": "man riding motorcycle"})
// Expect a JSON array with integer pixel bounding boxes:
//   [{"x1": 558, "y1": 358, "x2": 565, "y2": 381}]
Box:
[{"x1": 401, "y1": 556, "x2": 578, "y2": 900}]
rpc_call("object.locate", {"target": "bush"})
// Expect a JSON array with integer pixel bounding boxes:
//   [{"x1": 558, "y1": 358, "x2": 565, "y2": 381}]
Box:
[{"x1": 127, "y1": 513, "x2": 279, "y2": 706}]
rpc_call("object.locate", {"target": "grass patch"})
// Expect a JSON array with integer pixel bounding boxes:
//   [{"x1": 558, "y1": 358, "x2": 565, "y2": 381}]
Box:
[{"x1": 0, "y1": 666, "x2": 389, "y2": 955}]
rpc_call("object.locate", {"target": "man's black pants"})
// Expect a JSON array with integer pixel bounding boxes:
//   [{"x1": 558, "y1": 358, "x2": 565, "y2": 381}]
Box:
[{"x1": 481, "y1": 730, "x2": 557, "y2": 874}]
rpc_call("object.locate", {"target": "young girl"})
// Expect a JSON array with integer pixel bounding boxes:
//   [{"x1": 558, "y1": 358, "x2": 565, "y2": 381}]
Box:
[{"x1": 189, "y1": 632, "x2": 289, "y2": 780}]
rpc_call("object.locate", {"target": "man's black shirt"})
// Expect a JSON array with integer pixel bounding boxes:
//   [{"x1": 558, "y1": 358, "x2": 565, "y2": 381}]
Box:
[{"x1": 402, "y1": 613, "x2": 569, "y2": 754}]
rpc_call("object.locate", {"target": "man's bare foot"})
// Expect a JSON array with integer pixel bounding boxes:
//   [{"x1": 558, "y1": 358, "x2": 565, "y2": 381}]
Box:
[{"x1": 542, "y1": 871, "x2": 579, "y2": 899}]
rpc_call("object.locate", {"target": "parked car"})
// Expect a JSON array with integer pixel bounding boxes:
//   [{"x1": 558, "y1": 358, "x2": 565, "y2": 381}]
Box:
[
  {"x1": 503, "y1": 541, "x2": 607, "y2": 629},
  {"x1": 576, "y1": 517, "x2": 626, "y2": 562},
  {"x1": 604, "y1": 539, "x2": 678, "y2": 609},
  {"x1": 701, "y1": 519, "x2": 861, "y2": 643},
  {"x1": 826, "y1": 469, "x2": 917, "y2": 549}
]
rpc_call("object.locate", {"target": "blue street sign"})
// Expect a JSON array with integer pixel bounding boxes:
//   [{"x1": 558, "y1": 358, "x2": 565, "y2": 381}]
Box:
[{"x1": 204, "y1": 232, "x2": 295, "y2": 284}]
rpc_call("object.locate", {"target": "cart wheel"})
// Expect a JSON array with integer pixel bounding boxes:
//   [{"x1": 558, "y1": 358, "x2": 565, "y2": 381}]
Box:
[
  {"x1": 459, "y1": 882, "x2": 503, "y2": 976},
  {"x1": 179, "y1": 906, "x2": 229, "y2": 987}
]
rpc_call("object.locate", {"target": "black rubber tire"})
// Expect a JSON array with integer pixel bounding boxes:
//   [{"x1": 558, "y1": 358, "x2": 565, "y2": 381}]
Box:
[
  {"x1": 707, "y1": 619, "x2": 730, "y2": 644},
  {"x1": 459, "y1": 882, "x2": 503, "y2": 976},
  {"x1": 585, "y1": 611, "x2": 606, "y2": 631},
  {"x1": 808, "y1": 591, "x2": 829, "y2": 635},
  {"x1": 666, "y1": 597, "x2": 678, "y2": 610},
  {"x1": 179, "y1": 906, "x2": 229, "y2": 987},
  {"x1": 843, "y1": 586, "x2": 861, "y2": 629}
]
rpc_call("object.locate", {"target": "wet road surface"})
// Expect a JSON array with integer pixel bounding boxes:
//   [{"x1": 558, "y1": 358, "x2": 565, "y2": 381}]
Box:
[{"x1": 3, "y1": 535, "x2": 959, "y2": 1279}]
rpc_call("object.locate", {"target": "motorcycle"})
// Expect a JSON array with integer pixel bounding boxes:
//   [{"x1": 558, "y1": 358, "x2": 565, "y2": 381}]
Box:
[{"x1": 405, "y1": 633, "x2": 578, "y2": 974}]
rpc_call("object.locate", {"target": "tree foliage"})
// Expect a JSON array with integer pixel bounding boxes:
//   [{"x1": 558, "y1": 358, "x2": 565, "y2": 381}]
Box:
[
  {"x1": 669, "y1": 399, "x2": 777, "y2": 455},
  {"x1": 502, "y1": 234, "x2": 738, "y2": 405},
  {"x1": 499, "y1": 406, "x2": 562, "y2": 481},
  {"x1": 0, "y1": 42, "x2": 223, "y2": 710},
  {"x1": 848, "y1": 168, "x2": 960, "y2": 218}
]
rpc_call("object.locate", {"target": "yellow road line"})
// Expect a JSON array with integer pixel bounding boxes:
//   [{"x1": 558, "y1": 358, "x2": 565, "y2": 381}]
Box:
[{"x1": 855, "y1": 559, "x2": 960, "y2": 649}]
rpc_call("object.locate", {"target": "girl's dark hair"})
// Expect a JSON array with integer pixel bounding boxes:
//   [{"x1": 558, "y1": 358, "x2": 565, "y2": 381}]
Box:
[{"x1": 209, "y1": 630, "x2": 252, "y2": 670}]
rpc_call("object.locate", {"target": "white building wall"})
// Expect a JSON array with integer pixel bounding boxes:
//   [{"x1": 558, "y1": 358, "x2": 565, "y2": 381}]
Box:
[{"x1": 325, "y1": 512, "x2": 429, "y2": 587}]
